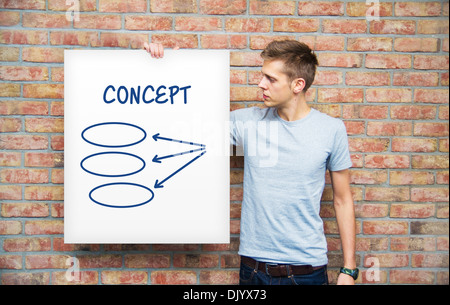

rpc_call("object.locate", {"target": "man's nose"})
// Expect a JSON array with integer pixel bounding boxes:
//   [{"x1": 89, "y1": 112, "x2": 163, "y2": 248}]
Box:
[{"x1": 258, "y1": 78, "x2": 266, "y2": 89}]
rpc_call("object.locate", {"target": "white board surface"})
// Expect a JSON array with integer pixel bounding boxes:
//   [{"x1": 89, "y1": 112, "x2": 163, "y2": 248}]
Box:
[{"x1": 64, "y1": 49, "x2": 230, "y2": 243}]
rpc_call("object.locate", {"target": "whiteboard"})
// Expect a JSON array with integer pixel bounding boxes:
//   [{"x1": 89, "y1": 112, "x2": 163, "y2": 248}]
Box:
[{"x1": 64, "y1": 50, "x2": 230, "y2": 243}]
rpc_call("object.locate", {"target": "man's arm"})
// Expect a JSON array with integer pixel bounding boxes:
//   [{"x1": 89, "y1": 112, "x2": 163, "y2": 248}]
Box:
[
  {"x1": 143, "y1": 42, "x2": 179, "y2": 58},
  {"x1": 330, "y1": 169, "x2": 356, "y2": 285}
]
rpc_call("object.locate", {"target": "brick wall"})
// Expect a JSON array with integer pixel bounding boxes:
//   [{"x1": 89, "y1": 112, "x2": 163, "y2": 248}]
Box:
[{"x1": 0, "y1": 0, "x2": 448, "y2": 285}]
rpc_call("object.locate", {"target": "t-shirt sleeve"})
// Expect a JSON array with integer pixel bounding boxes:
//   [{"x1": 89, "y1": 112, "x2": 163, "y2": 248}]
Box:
[{"x1": 326, "y1": 121, "x2": 352, "y2": 171}]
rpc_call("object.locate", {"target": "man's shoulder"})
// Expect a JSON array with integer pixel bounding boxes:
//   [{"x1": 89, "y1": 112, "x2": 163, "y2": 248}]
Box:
[
  {"x1": 231, "y1": 106, "x2": 270, "y2": 121},
  {"x1": 312, "y1": 108, "x2": 345, "y2": 129}
]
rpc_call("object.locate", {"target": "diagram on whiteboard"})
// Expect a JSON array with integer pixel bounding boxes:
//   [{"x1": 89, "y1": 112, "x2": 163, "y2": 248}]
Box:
[
  {"x1": 64, "y1": 49, "x2": 230, "y2": 243},
  {"x1": 79, "y1": 122, "x2": 206, "y2": 208}
]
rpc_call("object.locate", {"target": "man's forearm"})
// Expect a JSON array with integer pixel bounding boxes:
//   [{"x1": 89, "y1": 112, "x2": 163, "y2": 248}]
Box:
[{"x1": 334, "y1": 198, "x2": 356, "y2": 269}]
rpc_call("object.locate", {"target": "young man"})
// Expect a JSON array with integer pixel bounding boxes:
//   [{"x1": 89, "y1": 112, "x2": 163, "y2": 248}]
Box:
[{"x1": 144, "y1": 40, "x2": 358, "y2": 285}]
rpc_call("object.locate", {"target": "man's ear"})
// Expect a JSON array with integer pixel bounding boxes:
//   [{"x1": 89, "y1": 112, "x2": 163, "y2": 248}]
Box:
[{"x1": 292, "y1": 78, "x2": 306, "y2": 94}]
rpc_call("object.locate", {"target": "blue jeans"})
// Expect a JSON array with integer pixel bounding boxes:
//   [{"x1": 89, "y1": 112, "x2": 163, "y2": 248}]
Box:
[{"x1": 239, "y1": 260, "x2": 329, "y2": 285}]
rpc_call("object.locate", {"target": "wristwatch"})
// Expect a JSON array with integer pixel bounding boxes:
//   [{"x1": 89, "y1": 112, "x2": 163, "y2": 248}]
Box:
[{"x1": 339, "y1": 267, "x2": 359, "y2": 280}]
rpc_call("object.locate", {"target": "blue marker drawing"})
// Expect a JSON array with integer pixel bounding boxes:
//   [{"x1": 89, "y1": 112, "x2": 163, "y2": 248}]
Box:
[
  {"x1": 89, "y1": 182, "x2": 154, "y2": 208},
  {"x1": 81, "y1": 122, "x2": 146, "y2": 148},
  {"x1": 152, "y1": 147, "x2": 205, "y2": 163},
  {"x1": 154, "y1": 150, "x2": 206, "y2": 189},
  {"x1": 152, "y1": 133, "x2": 206, "y2": 148},
  {"x1": 80, "y1": 151, "x2": 146, "y2": 177}
]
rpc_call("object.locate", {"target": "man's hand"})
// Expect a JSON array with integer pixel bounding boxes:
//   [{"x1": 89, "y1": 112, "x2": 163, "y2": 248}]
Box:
[
  {"x1": 143, "y1": 42, "x2": 179, "y2": 59},
  {"x1": 337, "y1": 272, "x2": 355, "y2": 285}
]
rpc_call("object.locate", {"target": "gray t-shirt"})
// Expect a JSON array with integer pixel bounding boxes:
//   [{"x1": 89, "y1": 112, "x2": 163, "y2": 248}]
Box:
[{"x1": 230, "y1": 107, "x2": 352, "y2": 266}]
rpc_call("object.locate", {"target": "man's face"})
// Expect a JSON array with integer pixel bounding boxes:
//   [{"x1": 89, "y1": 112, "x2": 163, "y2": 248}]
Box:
[{"x1": 258, "y1": 59, "x2": 294, "y2": 108}]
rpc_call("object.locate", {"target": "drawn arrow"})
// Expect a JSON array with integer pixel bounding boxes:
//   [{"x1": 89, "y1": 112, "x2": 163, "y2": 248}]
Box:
[
  {"x1": 154, "y1": 150, "x2": 206, "y2": 189},
  {"x1": 152, "y1": 133, "x2": 206, "y2": 148},
  {"x1": 152, "y1": 147, "x2": 205, "y2": 163}
]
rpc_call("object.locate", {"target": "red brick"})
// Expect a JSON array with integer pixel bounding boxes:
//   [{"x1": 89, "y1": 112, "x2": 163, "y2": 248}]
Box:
[
  {"x1": 25, "y1": 152, "x2": 63, "y2": 167},
  {"x1": 23, "y1": 84, "x2": 64, "y2": 99},
  {"x1": 51, "y1": 135, "x2": 64, "y2": 151},
  {"x1": 414, "y1": 123, "x2": 449, "y2": 137},
  {"x1": 367, "y1": 122, "x2": 412, "y2": 136},
  {"x1": 102, "y1": 271, "x2": 148, "y2": 284},
  {"x1": 249, "y1": 0, "x2": 295, "y2": 15},
  {"x1": 0, "y1": 220, "x2": 22, "y2": 234},
  {"x1": 151, "y1": 34, "x2": 198, "y2": 49},
  {"x1": 0, "y1": 117, "x2": 21, "y2": 132},
  {"x1": 390, "y1": 204, "x2": 435, "y2": 218},
  {"x1": 393, "y1": 72, "x2": 439, "y2": 87},
  {"x1": 200, "y1": 0, "x2": 246, "y2": 14},
  {"x1": 0, "y1": 255, "x2": 22, "y2": 269},
  {"x1": 50, "y1": 31, "x2": 99, "y2": 46},
  {"x1": 322, "y1": 20, "x2": 367, "y2": 34},
  {"x1": 414, "y1": 55, "x2": 449, "y2": 70},
  {"x1": 201, "y1": 34, "x2": 247, "y2": 49},
  {"x1": 346, "y1": 71, "x2": 390, "y2": 86},
  {"x1": 0, "y1": 101, "x2": 48, "y2": 115},
  {"x1": 125, "y1": 254, "x2": 170, "y2": 268},
  {"x1": 0, "y1": 46, "x2": 20, "y2": 61},
  {"x1": 349, "y1": 138, "x2": 389, "y2": 152},
  {"x1": 390, "y1": 270, "x2": 434, "y2": 284},
  {"x1": 26, "y1": 254, "x2": 70, "y2": 269},
  {"x1": 298, "y1": 1, "x2": 343, "y2": 15},
  {"x1": 48, "y1": 0, "x2": 97, "y2": 11},
  {"x1": 413, "y1": 254, "x2": 449, "y2": 268},
  {"x1": 0, "y1": 135, "x2": 48, "y2": 150},
  {"x1": 22, "y1": 47, "x2": 64, "y2": 63},
  {"x1": 346, "y1": 2, "x2": 393, "y2": 17},
  {"x1": 250, "y1": 35, "x2": 296, "y2": 50},
  {"x1": 365, "y1": 187, "x2": 410, "y2": 202},
  {"x1": 394, "y1": 37, "x2": 439, "y2": 52},
  {"x1": 414, "y1": 89, "x2": 449, "y2": 104},
  {"x1": 366, "y1": 54, "x2": 411, "y2": 69},
  {"x1": 226, "y1": 18, "x2": 271, "y2": 32},
  {"x1": 363, "y1": 221, "x2": 408, "y2": 235},
  {"x1": 74, "y1": 14, "x2": 121, "y2": 29},
  {"x1": 364, "y1": 254, "x2": 409, "y2": 267},
  {"x1": 391, "y1": 105, "x2": 436, "y2": 120},
  {"x1": 199, "y1": 270, "x2": 239, "y2": 284},
  {"x1": 318, "y1": 88, "x2": 363, "y2": 103},
  {"x1": 0, "y1": 0, "x2": 46, "y2": 10},
  {"x1": 23, "y1": 13, "x2": 70, "y2": 28},
  {"x1": 2, "y1": 202, "x2": 49, "y2": 217},
  {"x1": 392, "y1": 138, "x2": 437, "y2": 152},
  {"x1": 0, "y1": 30, "x2": 48, "y2": 45},
  {"x1": 230, "y1": 51, "x2": 263, "y2": 67},
  {"x1": 370, "y1": 20, "x2": 416, "y2": 35},
  {"x1": 1, "y1": 272, "x2": 50, "y2": 285},
  {"x1": 25, "y1": 118, "x2": 64, "y2": 133},
  {"x1": 3, "y1": 237, "x2": 51, "y2": 252},
  {"x1": 411, "y1": 187, "x2": 449, "y2": 202},
  {"x1": 318, "y1": 53, "x2": 363, "y2": 68},
  {"x1": 412, "y1": 155, "x2": 449, "y2": 169},
  {"x1": 365, "y1": 155, "x2": 410, "y2": 169},
  {"x1": 418, "y1": 19, "x2": 449, "y2": 34},
  {"x1": 173, "y1": 254, "x2": 219, "y2": 268},
  {"x1": 391, "y1": 237, "x2": 436, "y2": 251},
  {"x1": 24, "y1": 186, "x2": 64, "y2": 201},
  {"x1": 314, "y1": 71, "x2": 343, "y2": 86},
  {"x1": 176, "y1": 17, "x2": 221, "y2": 31},
  {"x1": 0, "y1": 83, "x2": 20, "y2": 97},
  {"x1": 313, "y1": 36, "x2": 345, "y2": 51},
  {"x1": 0, "y1": 11, "x2": 20, "y2": 26},
  {"x1": 95, "y1": 32, "x2": 147, "y2": 49},
  {"x1": 347, "y1": 37, "x2": 392, "y2": 52},
  {"x1": 344, "y1": 105, "x2": 389, "y2": 120},
  {"x1": 343, "y1": 121, "x2": 365, "y2": 135},
  {"x1": 52, "y1": 271, "x2": 98, "y2": 285},
  {"x1": 0, "y1": 152, "x2": 21, "y2": 167},
  {"x1": 151, "y1": 0, "x2": 197, "y2": 13},
  {"x1": 126, "y1": 16, "x2": 172, "y2": 31},
  {"x1": 0, "y1": 169, "x2": 49, "y2": 184},
  {"x1": 390, "y1": 171, "x2": 435, "y2": 185},
  {"x1": 395, "y1": 2, "x2": 442, "y2": 17},
  {"x1": 0, "y1": 66, "x2": 48, "y2": 81},
  {"x1": 151, "y1": 271, "x2": 197, "y2": 284},
  {"x1": 273, "y1": 18, "x2": 319, "y2": 32},
  {"x1": 24, "y1": 220, "x2": 64, "y2": 234},
  {"x1": 99, "y1": 0, "x2": 147, "y2": 12}
]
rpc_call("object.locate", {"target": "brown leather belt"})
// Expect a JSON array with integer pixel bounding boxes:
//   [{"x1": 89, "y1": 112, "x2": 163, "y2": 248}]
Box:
[{"x1": 241, "y1": 256, "x2": 326, "y2": 277}]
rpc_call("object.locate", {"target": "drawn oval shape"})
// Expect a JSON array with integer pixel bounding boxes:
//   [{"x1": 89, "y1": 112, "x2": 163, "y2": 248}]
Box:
[
  {"x1": 81, "y1": 122, "x2": 146, "y2": 148},
  {"x1": 80, "y1": 152, "x2": 145, "y2": 177},
  {"x1": 89, "y1": 182, "x2": 154, "y2": 208}
]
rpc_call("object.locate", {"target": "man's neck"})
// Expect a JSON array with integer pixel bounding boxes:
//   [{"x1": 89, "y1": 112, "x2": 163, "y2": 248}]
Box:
[{"x1": 276, "y1": 94, "x2": 311, "y2": 122}]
